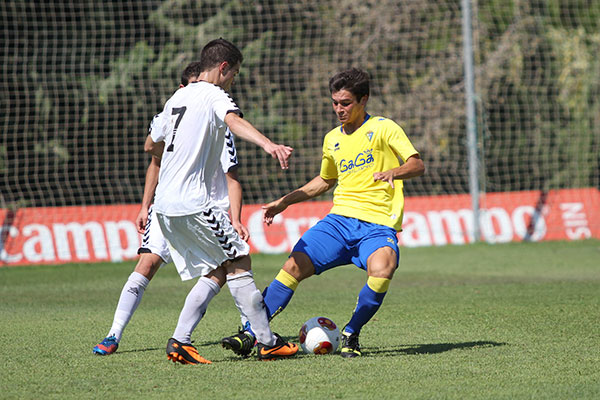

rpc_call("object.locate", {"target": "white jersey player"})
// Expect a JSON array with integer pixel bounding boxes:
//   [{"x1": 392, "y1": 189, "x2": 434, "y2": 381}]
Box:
[
  {"x1": 93, "y1": 128, "x2": 242, "y2": 356},
  {"x1": 140, "y1": 128, "x2": 240, "y2": 280},
  {"x1": 93, "y1": 61, "x2": 248, "y2": 357},
  {"x1": 144, "y1": 38, "x2": 296, "y2": 364}
]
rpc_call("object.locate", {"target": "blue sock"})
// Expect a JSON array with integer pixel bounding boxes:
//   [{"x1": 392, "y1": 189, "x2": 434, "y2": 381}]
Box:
[
  {"x1": 344, "y1": 283, "x2": 386, "y2": 335},
  {"x1": 242, "y1": 321, "x2": 255, "y2": 338},
  {"x1": 262, "y1": 279, "x2": 295, "y2": 320}
]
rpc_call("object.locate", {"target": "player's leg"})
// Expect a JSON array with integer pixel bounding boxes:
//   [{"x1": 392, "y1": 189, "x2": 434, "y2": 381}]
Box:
[
  {"x1": 220, "y1": 256, "x2": 257, "y2": 356},
  {"x1": 222, "y1": 215, "x2": 351, "y2": 357},
  {"x1": 221, "y1": 254, "x2": 308, "y2": 356},
  {"x1": 341, "y1": 241, "x2": 398, "y2": 358},
  {"x1": 261, "y1": 251, "x2": 314, "y2": 320},
  {"x1": 221, "y1": 300, "x2": 256, "y2": 357},
  {"x1": 166, "y1": 267, "x2": 225, "y2": 365},
  {"x1": 160, "y1": 208, "x2": 294, "y2": 362},
  {"x1": 93, "y1": 253, "x2": 163, "y2": 355},
  {"x1": 94, "y1": 205, "x2": 170, "y2": 355},
  {"x1": 261, "y1": 215, "x2": 354, "y2": 320},
  {"x1": 223, "y1": 255, "x2": 298, "y2": 360},
  {"x1": 157, "y1": 211, "x2": 227, "y2": 364},
  {"x1": 171, "y1": 269, "x2": 225, "y2": 344}
]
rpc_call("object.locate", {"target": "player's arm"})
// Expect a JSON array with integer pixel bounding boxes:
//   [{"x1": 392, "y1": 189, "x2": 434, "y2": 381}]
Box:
[
  {"x1": 144, "y1": 134, "x2": 165, "y2": 159},
  {"x1": 224, "y1": 112, "x2": 293, "y2": 170},
  {"x1": 135, "y1": 157, "x2": 161, "y2": 234},
  {"x1": 372, "y1": 154, "x2": 425, "y2": 189},
  {"x1": 263, "y1": 175, "x2": 336, "y2": 226},
  {"x1": 225, "y1": 167, "x2": 249, "y2": 241}
]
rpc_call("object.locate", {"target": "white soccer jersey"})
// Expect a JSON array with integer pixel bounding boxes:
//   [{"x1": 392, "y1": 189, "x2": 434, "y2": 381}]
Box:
[
  {"x1": 141, "y1": 111, "x2": 240, "y2": 275},
  {"x1": 151, "y1": 81, "x2": 241, "y2": 216},
  {"x1": 149, "y1": 112, "x2": 239, "y2": 211}
]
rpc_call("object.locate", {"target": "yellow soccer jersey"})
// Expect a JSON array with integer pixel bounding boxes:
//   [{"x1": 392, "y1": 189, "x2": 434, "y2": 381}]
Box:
[{"x1": 320, "y1": 115, "x2": 418, "y2": 231}]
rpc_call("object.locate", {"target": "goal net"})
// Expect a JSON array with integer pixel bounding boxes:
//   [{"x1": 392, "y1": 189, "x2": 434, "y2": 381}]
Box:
[{"x1": 1, "y1": 0, "x2": 598, "y2": 239}]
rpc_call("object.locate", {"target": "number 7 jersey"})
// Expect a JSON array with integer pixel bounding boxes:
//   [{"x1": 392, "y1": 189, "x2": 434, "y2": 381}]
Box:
[{"x1": 150, "y1": 81, "x2": 241, "y2": 216}]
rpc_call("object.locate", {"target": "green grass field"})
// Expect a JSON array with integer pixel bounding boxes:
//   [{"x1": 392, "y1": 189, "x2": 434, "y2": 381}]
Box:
[{"x1": 1, "y1": 240, "x2": 599, "y2": 399}]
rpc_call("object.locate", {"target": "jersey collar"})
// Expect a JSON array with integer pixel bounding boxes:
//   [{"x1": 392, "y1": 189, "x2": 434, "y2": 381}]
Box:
[{"x1": 339, "y1": 113, "x2": 371, "y2": 134}]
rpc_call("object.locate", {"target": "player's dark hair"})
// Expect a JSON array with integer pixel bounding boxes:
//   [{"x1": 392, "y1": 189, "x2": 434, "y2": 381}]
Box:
[
  {"x1": 199, "y1": 38, "x2": 244, "y2": 73},
  {"x1": 181, "y1": 61, "x2": 202, "y2": 86},
  {"x1": 329, "y1": 68, "x2": 370, "y2": 101}
]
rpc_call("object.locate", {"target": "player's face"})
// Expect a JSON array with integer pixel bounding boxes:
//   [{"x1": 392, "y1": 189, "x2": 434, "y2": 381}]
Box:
[
  {"x1": 220, "y1": 62, "x2": 241, "y2": 91},
  {"x1": 331, "y1": 89, "x2": 366, "y2": 126}
]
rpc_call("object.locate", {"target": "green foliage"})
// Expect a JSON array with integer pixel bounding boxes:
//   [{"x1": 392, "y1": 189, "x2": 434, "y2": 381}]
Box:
[
  {"x1": 1, "y1": 240, "x2": 599, "y2": 398},
  {"x1": 547, "y1": 0, "x2": 600, "y2": 32},
  {"x1": 96, "y1": 42, "x2": 156, "y2": 104},
  {"x1": 33, "y1": 140, "x2": 70, "y2": 163},
  {"x1": 476, "y1": 2, "x2": 600, "y2": 192},
  {"x1": 1, "y1": 1, "x2": 599, "y2": 207},
  {"x1": 548, "y1": 27, "x2": 600, "y2": 188}
]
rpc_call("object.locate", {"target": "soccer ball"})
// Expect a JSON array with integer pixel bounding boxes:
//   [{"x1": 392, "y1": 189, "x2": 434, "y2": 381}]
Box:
[{"x1": 299, "y1": 316, "x2": 341, "y2": 355}]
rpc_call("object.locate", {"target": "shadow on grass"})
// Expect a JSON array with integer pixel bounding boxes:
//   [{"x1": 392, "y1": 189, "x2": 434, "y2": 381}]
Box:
[
  {"x1": 116, "y1": 347, "x2": 163, "y2": 354},
  {"x1": 115, "y1": 340, "x2": 224, "y2": 354},
  {"x1": 116, "y1": 339, "x2": 228, "y2": 354},
  {"x1": 115, "y1": 335, "x2": 288, "y2": 355},
  {"x1": 369, "y1": 341, "x2": 507, "y2": 356},
  {"x1": 114, "y1": 340, "x2": 506, "y2": 360}
]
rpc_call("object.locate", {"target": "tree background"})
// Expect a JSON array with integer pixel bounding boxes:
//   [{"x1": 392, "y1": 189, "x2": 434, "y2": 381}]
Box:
[{"x1": 1, "y1": 0, "x2": 598, "y2": 208}]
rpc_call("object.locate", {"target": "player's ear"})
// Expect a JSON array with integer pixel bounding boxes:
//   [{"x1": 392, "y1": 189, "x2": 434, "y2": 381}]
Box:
[
  {"x1": 359, "y1": 94, "x2": 369, "y2": 106},
  {"x1": 219, "y1": 61, "x2": 230, "y2": 75}
]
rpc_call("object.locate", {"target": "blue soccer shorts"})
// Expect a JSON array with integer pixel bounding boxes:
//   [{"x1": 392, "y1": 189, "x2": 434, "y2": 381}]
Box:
[{"x1": 291, "y1": 213, "x2": 399, "y2": 274}]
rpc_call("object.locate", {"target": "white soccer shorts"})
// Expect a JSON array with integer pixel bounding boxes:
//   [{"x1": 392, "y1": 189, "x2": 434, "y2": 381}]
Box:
[
  {"x1": 138, "y1": 205, "x2": 172, "y2": 265},
  {"x1": 156, "y1": 206, "x2": 250, "y2": 281}
]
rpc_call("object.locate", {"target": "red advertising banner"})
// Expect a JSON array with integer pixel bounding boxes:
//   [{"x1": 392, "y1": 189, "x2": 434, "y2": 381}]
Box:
[
  {"x1": 399, "y1": 188, "x2": 600, "y2": 246},
  {"x1": 1, "y1": 188, "x2": 598, "y2": 266}
]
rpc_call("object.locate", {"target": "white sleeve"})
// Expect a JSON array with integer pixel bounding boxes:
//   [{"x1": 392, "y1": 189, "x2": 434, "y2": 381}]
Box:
[
  {"x1": 150, "y1": 108, "x2": 169, "y2": 142},
  {"x1": 220, "y1": 129, "x2": 239, "y2": 173},
  {"x1": 212, "y1": 86, "x2": 241, "y2": 124},
  {"x1": 148, "y1": 112, "x2": 162, "y2": 134}
]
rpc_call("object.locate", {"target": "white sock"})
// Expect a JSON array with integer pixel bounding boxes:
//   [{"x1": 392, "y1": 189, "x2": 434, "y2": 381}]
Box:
[
  {"x1": 172, "y1": 277, "x2": 220, "y2": 344},
  {"x1": 232, "y1": 304, "x2": 250, "y2": 328},
  {"x1": 227, "y1": 271, "x2": 276, "y2": 346},
  {"x1": 230, "y1": 294, "x2": 250, "y2": 330},
  {"x1": 108, "y1": 271, "x2": 150, "y2": 342}
]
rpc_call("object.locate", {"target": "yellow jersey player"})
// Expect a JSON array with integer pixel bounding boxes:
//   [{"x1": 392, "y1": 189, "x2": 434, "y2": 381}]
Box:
[{"x1": 221, "y1": 67, "x2": 425, "y2": 358}]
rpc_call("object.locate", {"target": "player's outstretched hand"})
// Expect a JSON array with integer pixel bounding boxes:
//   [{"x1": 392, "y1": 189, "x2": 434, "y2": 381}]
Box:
[
  {"x1": 135, "y1": 207, "x2": 149, "y2": 234},
  {"x1": 262, "y1": 199, "x2": 288, "y2": 226},
  {"x1": 373, "y1": 170, "x2": 396, "y2": 188},
  {"x1": 264, "y1": 142, "x2": 293, "y2": 169}
]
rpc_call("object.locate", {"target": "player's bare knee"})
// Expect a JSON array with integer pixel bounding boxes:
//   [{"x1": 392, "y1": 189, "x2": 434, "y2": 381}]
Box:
[
  {"x1": 133, "y1": 253, "x2": 163, "y2": 279},
  {"x1": 206, "y1": 266, "x2": 228, "y2": 287},
  {"x1": 283, "y1": 252, "x2": 314, "y2": 281},
  {"x1": 224, "y1": 254, "x2": 252, "y2": 276},
  {"x1": 367, "y1": 247, "x2": 397, "y2": 279}
]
